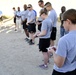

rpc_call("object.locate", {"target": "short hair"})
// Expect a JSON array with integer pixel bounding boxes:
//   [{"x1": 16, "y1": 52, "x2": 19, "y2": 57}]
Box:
[
  {"x1": 13, "y1": 7, "x2": 15, "y2": 9},
  {"x1": 61, "y1": 6, "x2": 66, "y2": 10},
  {"x1": 40, "y1": 8, "x2": 48, "y2": 16},
  {"x1": 28, "y1": 4, "x2": 32, "y2": 8},
  {"x1": 63, "y1": 9, "x2": 76, "y2": 24},
  {"x1": 24, "y1": 4, "x2": 27, "y2": 10},
  {"x1": 38, "y1": 0, "x2": 44, "y2": 3},
  {"x1": 45, "y1": 2, "x2": 52, "y2": 7}
]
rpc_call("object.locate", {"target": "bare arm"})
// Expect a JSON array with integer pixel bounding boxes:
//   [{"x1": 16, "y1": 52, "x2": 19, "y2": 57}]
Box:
[
  {"x1": 37, "y1": 30, "x2": 46, "y2": 37},
  {"x1": 49, "y1": 49, "x2": 65, "y2": 68}
]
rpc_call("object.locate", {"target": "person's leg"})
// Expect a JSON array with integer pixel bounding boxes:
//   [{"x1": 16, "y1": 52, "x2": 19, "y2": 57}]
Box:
[
  {"x1": 24, "y1": 29, "x2": 29, "y2": 37},
  {"x1": 29, "y1": 32, "x2": 35, "y2": 45},
  {"x1": 29, "y1": 23, "x2": 36, "y2": 44},
  {"x1": 50, "y1": 40, "x2": 54, "y2": 46},
  {"x1": 19, "y1": 19, "x2": 23, "y2": 32},
  {"x1": 42, "y1": 52, "x2": 49, "y2": 65},
  {"x1": 50, "y1": 27, "x2": 57, "y2": 46},
  {"x1": 16, "y1": 19, "x2": 19, "y2": 31},
  {"x1": 14, "y1": 17, "x2": 17, "y2": 31}
]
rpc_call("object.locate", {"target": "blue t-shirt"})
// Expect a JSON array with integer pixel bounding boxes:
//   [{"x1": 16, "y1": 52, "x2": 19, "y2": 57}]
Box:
[
  {"x1": 54, "y1": 30, "x2": 76, "y2": 73},
  {"x1": 27, "y1": 10, "x2": 36, "y2": 23},
  {"x1": 16, "y1": 11, "x2": 22, "y2": 19},
  {"x1": 48, "y1": 9, "x2": 57, "y2": 27},
  {"x1": 21, "y1": 10, "x2": 29, "y2": 21},
  {"x1": 40, "y1": 18, "x2": 52, "y2": 38}
]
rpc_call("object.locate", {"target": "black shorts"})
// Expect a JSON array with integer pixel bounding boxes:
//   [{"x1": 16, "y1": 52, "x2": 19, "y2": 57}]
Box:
[
  {"x1": 39, "y1": 38, "x2": 50, "y2": 52},
  {"x1": 50, "y1": 27, "x2": 57, "y2": 40},
  {"x1": 14, "y1": 17, "x2": 16, "y2": 23},
  {"x1": 38, "y1": 24, "x2": 42, "y2": 31},
  {"x1": 28, "y1": 23, "x2": 36, "y2": 33},
  {"x1": 52, "y1": 69, "x2": 76, "y2": 75},
  {"x1": 22, "y1": 20, "x2": 28, "y2": 29}
]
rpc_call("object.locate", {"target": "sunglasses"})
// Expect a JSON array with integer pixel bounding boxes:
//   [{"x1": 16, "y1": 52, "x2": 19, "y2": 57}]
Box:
[{"x1": 28, "y1": 7, "x2": 31, "y2": 8}]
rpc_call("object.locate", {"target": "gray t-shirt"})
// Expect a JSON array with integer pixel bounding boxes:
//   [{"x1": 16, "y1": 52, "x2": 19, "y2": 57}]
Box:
[
  {"x1": 48, "y1": 9, "x2": 57, "y2": 27},
  {"x1": 27, "y1": 10, "x2": 36, "y2": 23},
  {"x1": 16, "y1": 11, "x2": 22, "y2": 19},
  {"x1": 13, "y1": 10, "x2": 17, "y2": 17},
  {"x1": 54, "y1": 30, "x2": 76, "y2": 72},
  {"x1": 40, "y1": 18, "x2": 52, "y2": 38},
  {"x1": 21, "y1": 10, "x2": 29, "y2": 21}
]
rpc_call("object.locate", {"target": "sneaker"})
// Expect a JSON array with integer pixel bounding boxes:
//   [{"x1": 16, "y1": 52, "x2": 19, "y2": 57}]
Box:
[
  {"x1": 25, "y1": 38, "x2": 29, "y2": 41},
  {"x1": 29, "y1": 41, "x2": 34, "y2": 45},
  {"x1": 28, "y1": 39, "x2": 32, "y2": 43},
  {"x1": 39, "y1": 64, "x2": 48, "y2": 70},
  {"x1": 42, "y1": 60, "x2": 50, "y2": 64}
]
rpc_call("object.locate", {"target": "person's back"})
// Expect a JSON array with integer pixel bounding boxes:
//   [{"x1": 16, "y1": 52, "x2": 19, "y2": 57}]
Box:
[
  {"x1": 48, "y1": 9, "x2": 57, "y2": 27},
  {"x1": 54, "y1": 32, "x2": 76, "y2": 72},
  {"x1": 45, "y1": 2, "x2": 57, "y2": 46},
  {"x1": 49, "y1": 9, "x2": 76, "y2": 75}
]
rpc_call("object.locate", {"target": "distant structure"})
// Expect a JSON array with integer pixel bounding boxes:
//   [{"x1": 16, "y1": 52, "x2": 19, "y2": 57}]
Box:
[{"x1": 0, "y1": 10, "x2": 3, "y2": 21}]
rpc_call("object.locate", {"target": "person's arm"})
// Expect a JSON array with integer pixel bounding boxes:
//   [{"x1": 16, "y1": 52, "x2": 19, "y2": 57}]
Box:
[
  {"x1": 37, "y1": 20, "x2": 47, "y2": 37},
  {"x1": 50, "y1": 49, "x2": 65, "y2": 68},
  {"x1": 37, "y1": 30, "x2": 47, "y2": 37},
  {"x1": 48, "y1": 38, "x2": 67, "y2": 68}
]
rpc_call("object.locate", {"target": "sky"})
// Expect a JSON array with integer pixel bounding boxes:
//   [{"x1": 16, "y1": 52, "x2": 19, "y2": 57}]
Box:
[{"x1": 0, "y1": 0, "x2": 76, "y2": 17}]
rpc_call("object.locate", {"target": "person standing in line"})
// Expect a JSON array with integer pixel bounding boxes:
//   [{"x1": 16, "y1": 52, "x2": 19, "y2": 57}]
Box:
[
  {"x1": 21, "y1": 4, "x2": 29, "y2": 41},
  {"x1": 16, "y1": 7, "x2": 22, "y2": 32},
  {"x1": 32, "y1": 0, "x2": 44, "y2": 45},
  {"x1": 49, "y1": 9, "x2": 76, "y2": 75},
  {"x1": 60, "y1": 6, "x2": 67, "y2": 37},
  {"x1": 37, "y1": 0, "x2": 44, "y2": 31},
  {"x1": 12, "y1": 7, "x2": 17, "y2": 31},
  {"x1": 35, "y1": 9, "x2": 52, "y2": 69},
  {"x1": 45, "y1": 2, "x2": 57, "y2": 46},
  {"x1": 26, "y1": 4, "x2": 36, "y2": 45}
]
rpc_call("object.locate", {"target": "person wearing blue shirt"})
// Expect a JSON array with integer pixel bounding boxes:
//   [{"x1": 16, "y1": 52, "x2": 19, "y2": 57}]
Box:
[
  {"x1": 49, "y1": 9, "x2": 76, "y2": 75},
  {"x1": 16, "y1": 7, "x2": 22, "y2": 32},
  {"x1": 45, "y1": 2, "x2": 57, "y2": 46},
  {"x1": 35, "y1": 8, "x2": 52, "y2": 69},
  {"x1": 26, "y1": 4, "x2": 36, "y2": 45},
  {"x1": 37, "y1": 0, "x2": 44, "y2": 31},
  {"x1": 12, "y1": 7, "x2": 17, "y2": 31},
  {"x1": 21, "y1": 4, "x2": 29, "y2": 41}
]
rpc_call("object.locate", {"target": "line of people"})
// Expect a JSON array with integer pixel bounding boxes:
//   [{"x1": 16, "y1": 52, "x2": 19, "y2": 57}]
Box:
[{"x1": 12, "y1": 0, "x2": 76, "y2": 75}]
